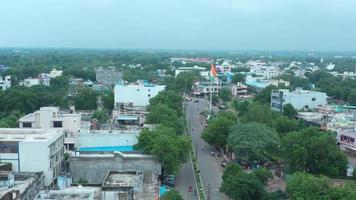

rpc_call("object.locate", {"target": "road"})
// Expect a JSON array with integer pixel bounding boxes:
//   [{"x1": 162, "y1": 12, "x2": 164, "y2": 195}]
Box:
[{"x1": 186, "y1": 98, "x2": 227, "y2": 200}]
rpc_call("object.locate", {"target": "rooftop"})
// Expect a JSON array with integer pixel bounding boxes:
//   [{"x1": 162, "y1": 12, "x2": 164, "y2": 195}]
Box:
[
  {"x1": 34, "y1": 187, "x2": 101, "y2": 200},
  {"x1": 0, "y1": 128, "x2": 63, "y2": 142},
  {"x1": 0, "y1": 172, "x2": 43, "y2": 198},
  {"x1": 102, "y1": 171, "x2": 143, "y2": 189}
]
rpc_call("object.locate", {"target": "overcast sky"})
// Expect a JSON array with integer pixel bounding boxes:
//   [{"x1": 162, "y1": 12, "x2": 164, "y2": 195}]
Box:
[{"x1": 0, "y1": 0, "x2": 355, "y2": 51}]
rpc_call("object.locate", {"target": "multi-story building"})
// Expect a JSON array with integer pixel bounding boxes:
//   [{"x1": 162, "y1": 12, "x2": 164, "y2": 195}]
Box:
[
  {"x1": 114, "y1": 81, "x2": 165, "y2": 107},
  {"x1": 193, "y1": 80, "x2": 222, "y2": 97},
  {"x1": 0, "y1": 128, "x2": 64, "y2": 186},
  {"x1": 19, "y1": 78, "x2": 40, "y2": 87},
  {"x1": 96, "y1": 66, "x2": 123, "y2": 86},
  {"x1": 0, "y1": 75, "x2": 11, "y2": 91},
  {"x1": 19, "y1": 107, "x2": 81, "y2": 151},
  {"x1": 338, "y1": 129, "x2": 356, "y2": 152},
  {"x1": 271, "y1": 88, "x2": 327, "y2": 112},
  {"x1": 38, "y1": 69, "x2": 63, "y2": 86},
  {"x1": 230, "y1": 82, "x2": 248, "y2": 97}
]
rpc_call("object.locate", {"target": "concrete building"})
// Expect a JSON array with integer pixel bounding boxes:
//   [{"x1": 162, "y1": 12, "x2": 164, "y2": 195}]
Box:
[
  {"x1": 0, "y1": 75, "x2": 11, "y2": 91},
  {"x1": 79, "y1": 129, "x2": 139, "y2": 149},
  {"x1": 38, "y1": 69, "x2": 63, "y2": 86},
  {"x1": 0, "y1": 172, "x2": 44, "y2": 200},
  {"x1": 338, "y1": 129, "x2": 356, "y2": 152},
  {"x1": 101, "y1": 171, "x2": 158, "y2": 200},
  {"x1": 19, "y1": 78, "x2": 40, "y2": 87},
  {"x1": 193, "y1": 81, "x2": 222, "y2": 97},
  {"x1": 230, "y1": 82, "x2": 248, "y2": 97},
  {"x1": 0, "y1": 129, "x2": 64, "y2": 186},
  {"x1": 35, "y1": 187, "x2": 101, "y2": 200},
  {"x1": 174, "y1": 66, "x2": 206, "y2": 77},
  {"x1": 19, "y1": 107, "x2": 81, "y2": 151},
  {"x1": 69, "y1": 151, "x2": 161, "y2": 184},
  {"x1": 114, "y1": 81, "x2": 165, "y2": 107},
  {"x1": 271, "y1": 88, "x2": 327, "y2": 112},
  {"x1": 96, "y1": 67, "x2": 123, "y2": 86}
]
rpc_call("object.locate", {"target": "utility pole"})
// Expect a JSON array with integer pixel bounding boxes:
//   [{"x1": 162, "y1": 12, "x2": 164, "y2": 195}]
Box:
[{"x1": 208, "y1": 184, "x2": 211, "y2": 200}]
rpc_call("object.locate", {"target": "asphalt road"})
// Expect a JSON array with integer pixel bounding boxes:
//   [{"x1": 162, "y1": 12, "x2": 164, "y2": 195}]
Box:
[
  {"x1": 186, "y1": 98, "x2": 227, "y2": 200},
  {"x1": 176, "y1": 161, "x2": 198, "y2": 200}
]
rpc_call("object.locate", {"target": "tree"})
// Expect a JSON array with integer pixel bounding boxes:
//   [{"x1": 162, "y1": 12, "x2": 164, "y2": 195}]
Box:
[
  {"x1": 286, "y1": 172, "x2": 331, "y2": 200},
  {"x1": 91, "y1": 110, "x2": 109, "y2": 123},
  {"x1": 218, "y1": 88, "x2": 232, "y2": 102},
  {"x1": 328, "y1": 183, "x2": 356, "y2": 200},
  {"x1": 0, "y1": 86, "x2": 40, "y2": 114},
  {"x1": 272, "y1": 116, "x2": 299, "y2": 136},
  {"x1": 101, "y1": 90, "x2": 114, "y2": 111},
  {"x1": 73, "y1": 87, "x2": 98, "y2": 110},
  {"x1": 49, "y1": 75, "x2": 70, "y2": 89},
  {"x1": 172, "y1": 71, "x2": 196, "y2": 93},
  {"x1": 232, "y1": 73, "x2": 245, "y2": 84},
  {"x1": 232, "y1": 100, "x2": 250, "y2": 117},
  {"x1": 202, "y1": 114, "x2": 236, "y2": 151},
  {"x1": 220, "y1": 164, "x2": 267, "y2": 200},
  {"x1": 148, "y1": 90, "x2": 183, "y2": 117},
  {"x1": 160, "y1": 189, "x2": 183, "y2": 200},
  {"x1": 241, "y1": 103, "x2": 273, "y2": 125},
  {"x1": 253, "y1": 85, "x2": 278, "y2": 105},
  {"x1": 282, "y1": 128, "x2": 348, "y2": 177},
  {"x1": 228, "y1": 122, "x2": 280, "y2": 162},
  {"x1": 282, "y1": 104, "x2": 298, "y2": 119},
  {"x1": 146, "y1": 104, "x2": 183, "y2": 135},
  {"x1": 253, "y1": 167, "x2": 272, "y2": 186},
  {"x1": 211, "y1": 94, "x2": 219, "y2": 105},
  {"x1": 135, "y1": 126, "x2": 191, "y2": 174}
]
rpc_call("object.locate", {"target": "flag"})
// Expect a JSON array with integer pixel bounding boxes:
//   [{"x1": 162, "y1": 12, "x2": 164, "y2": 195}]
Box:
[{"x1": 210, "y1": 64, "x2": 217, "y2": 80}]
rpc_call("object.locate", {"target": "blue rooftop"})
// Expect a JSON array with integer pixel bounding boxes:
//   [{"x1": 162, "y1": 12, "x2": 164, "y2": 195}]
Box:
[
  {"x1": 245, "y1": 79, "x2": 270, "y2": 88},
  {"x1": 79, "y1": 146, "x2": 134, "y2": 152}
]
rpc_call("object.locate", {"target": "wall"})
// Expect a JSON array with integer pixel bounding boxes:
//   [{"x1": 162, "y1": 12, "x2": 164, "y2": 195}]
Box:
[
  {"x1": 114, "y1": 85, "x2": 165, "y2": 107},
  {"x1": 80, "y1": 133, "x2": 138, "y2": 148}
]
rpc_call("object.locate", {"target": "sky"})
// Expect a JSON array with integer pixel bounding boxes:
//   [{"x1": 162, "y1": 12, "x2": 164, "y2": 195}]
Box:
[{"x1": 0, "y1": 0, "x2": 356, "y2": 51}]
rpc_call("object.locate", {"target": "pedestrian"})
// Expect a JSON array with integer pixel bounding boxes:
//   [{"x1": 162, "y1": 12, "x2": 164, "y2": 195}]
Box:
[{"x1": 211, "y1": 151, "x2": 215, "y2": 156}]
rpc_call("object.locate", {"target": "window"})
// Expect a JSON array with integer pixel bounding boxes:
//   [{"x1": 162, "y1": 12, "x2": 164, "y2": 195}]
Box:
[
  {"x1": 312, "y1": 98, "x2": 316, "y2": 101},
  {"x1": 350, "y1": 138, "x2": 355, "y2": 143},
  {"x1": 22, "y1": 122, "x2": 32, "y2": 128},
  {"x1": 53, "y1": 121, "x2": 63, "y2": 128},
  {"x1": 305, "y1": 105, "x2": 309, "y2": 109},
  {"x1": 0, "y1": 141, "x2": 18, "y2": 153},
  {"x1": 137, "y1": 89, "x2": 140, "y2": 91},
  {"x1": 148, "y1": 94, "x2": 151, "y2": 97}
]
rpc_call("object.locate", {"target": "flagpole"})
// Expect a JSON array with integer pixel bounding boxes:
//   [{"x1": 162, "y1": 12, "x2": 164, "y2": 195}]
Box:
[{"x1": 209, "y1": 76, "x2": 212, "y2": 117}]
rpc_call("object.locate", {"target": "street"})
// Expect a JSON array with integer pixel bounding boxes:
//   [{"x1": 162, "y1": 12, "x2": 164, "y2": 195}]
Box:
[{"x1": 186, "y1": 98, "x2": 227, "y2": 200}]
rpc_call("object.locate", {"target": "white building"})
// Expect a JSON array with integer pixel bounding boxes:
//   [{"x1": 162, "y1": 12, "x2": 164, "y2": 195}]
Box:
[
  {"x1": 38, "y1": 69, "x2": 63, "y2": 86},
  {"x1": 230, "y1": 82, "x2": 248, "y2": 96},
  {"x1": 0, "y1": 128, "x2": 64, "y2": 186},
  {"x1": 19, "y1": 78, "x2": 40, "y2": 87},
  {"x1": 19, "y1": 107, "x2": 81, "y2": 151},
  {"x1": 0, "y1": 76, "x2": 11, "y2": 91},
  {"x1": 193, "y1": 80, "x2": 221, "y2": 96},
  {"x1": 271, "y1": 88, "x2": 327, "y2": 112},
  {"x1": 114, "y1": 81, "x2": 165, "y2": 107},
  {"x1": 174, "y1": 66, "x2": 206, "y2": 77}
]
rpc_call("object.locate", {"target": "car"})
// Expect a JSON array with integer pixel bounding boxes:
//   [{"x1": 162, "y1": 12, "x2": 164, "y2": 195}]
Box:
[
  {"x1": 221, "y1": 161, "x2": 227, "y2": 168},
  {"x1": 193, "y1": 100, "x2": 199, "y2": 103}
]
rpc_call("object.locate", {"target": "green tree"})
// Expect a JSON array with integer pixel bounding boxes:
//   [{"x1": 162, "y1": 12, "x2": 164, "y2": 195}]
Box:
[
  {"x1": 49, "y1": 75, "x2": 70, "y2": 89},
  {"x1": 232, "y1": 100, "x2": 250, "y2": 117},
  {"x1": 328, "y1": 183, "x2": 356, "y2": 200},
  {"x1": 218, "y1": 88, "x2": 232, "y2": 102},
  {"x1": 202, "y1": 114, "x2": 236, "y2": 151},
  {"x1": 241, "y1": 103, "x2": 273, "y2": 125},
  {"x1": 286, "y1": 172, "x2": 331, "y2": 200},
  {"x1": 0, "y1": 86, "x2": 39, "y2": 114},
  {"x1": 73, "y1": 87, "x2": 98, "y2": 110},
  {"x1": 253, "y1": 85, "x2": 278, "y2": 105},
  {"x1": 220, "y1": 164, "x2": 267, "y2": 200},
  {"x1": 272, "y1": 116, "x2": 300, "y2": 136},
  {"x1": 148, "y1": 90, "x2": 183, "y2": 117},
  {"x1": 282, "y1": 128, "x2": 348, "y2": 177},
  {"x1": 135, "y1": 126, "x2": 191, "y2": 174},
  {"x1": 160, "y1": 189, "x2": 183, "y2": 200},
  {"x1": 228, "y1": 122, "x2": 280, "y2": 162},
  {"x1": 253, "y1": 167, "x2": 272, "y2": 186},
  {"x1": 146, "y1": 104, "x2": 183, "y2": 135},
  {"x1": 101, "y1": 90, "x2": 114, "y2": 111},
  {"x1": 232, "y1": 73, "x2": 245, "y2": 84},
  {"x1": 282, "y1": 104, "x2": 298, "y2": 119},
  {"x1": 172, "y1": 71, "x2": 196, "y2": 93},
  {"x1": 91, "y1": 110, "x2": 109, "y2": 123}
]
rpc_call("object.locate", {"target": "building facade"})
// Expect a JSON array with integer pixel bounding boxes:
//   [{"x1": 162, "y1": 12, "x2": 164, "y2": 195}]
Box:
[
  {"x1": 96, "y1": 67, "x2": 123, "y2": 86},
  {"x1": 0, "y1": 76, "x2": 11, "y2": 91},
  {"x1": 114, "y1": 81, "x2": 165, "y2": 107},
  {"x1": 19, "y1": 78, "x2": 40, "y2": 87},
  {"x1": 271, "y1": 88, "x2": 327, "y2": 112},
  {"x1": 0, "y1": 129, "x2": 64, "y2": 186}
]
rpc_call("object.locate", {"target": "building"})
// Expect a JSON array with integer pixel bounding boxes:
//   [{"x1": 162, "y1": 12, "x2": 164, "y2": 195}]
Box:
[
  {"x1": 34, "y1": 187, "x2": 101, "y2": 200},
  {"x1": 271, "y1": 88, "x2": 327, "y2": 112},
  {"x1": 114, "y1": 81, "x2": 165, "y2": 107},
  {"x1": 38, "y1": 69, "x2": 63, "y2": 86},
  {"x1": 69, "y1": 151, "x2": 161, "y2": 184},
  {"x1": 79, "y1": 129, "x2": 139, "y2": 149},
  {"x1": 19, "y1": 107, "x2": 81, "y2": 151},
  {"x1": 338, "y1": 129, "x2": 356, "y2": 152},
  {"x1": 96, "y1": 67, "x2": 123, "y2": 86},
  {"x1": 101, "y1": 170, "x2": 158, "y2": 200},
  {"x1": 174, "y1": 66, "x2": 206, "y2": 77},
  {"x1": 0, "y1": 76, "x2": 11, "y2": 91},
  {"x1": 0, "y1": 128, "x2": 64, "y2": 186},
  {"x1": 230, "y1": 82, "x2": 248, "y2": 97},
  {"x1": 0, "y1": 172, "x2": 44, "y2": 200},
  {"x1": 193, "y1": 81, "x2": 222, "y2": 97},
  {"x1": 19, "y1": 78, "x2": 40, "y2": 87}
]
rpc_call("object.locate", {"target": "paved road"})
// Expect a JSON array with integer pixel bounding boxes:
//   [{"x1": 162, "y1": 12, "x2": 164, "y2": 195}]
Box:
[
  {"x1": 186, "y1": 98, "x2": 227, "y2": 200},
  {"x1": 176, "y1": 161, "x2": 198, "y2": 200}
]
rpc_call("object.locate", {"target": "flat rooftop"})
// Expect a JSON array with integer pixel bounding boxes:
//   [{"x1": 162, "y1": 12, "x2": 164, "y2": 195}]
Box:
[
  {"x1": 34, "y1": 187, "x2": 101, "y2": 200},
  {"x1": 0, "y1": 172, "x2": 43, "y2": 198},
  {"x1": 102, "y1": 171, "x2": 143, "y2": 189},
  {"x1": 0, "y1": 128, "x2": 63, "y2": 142}
]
